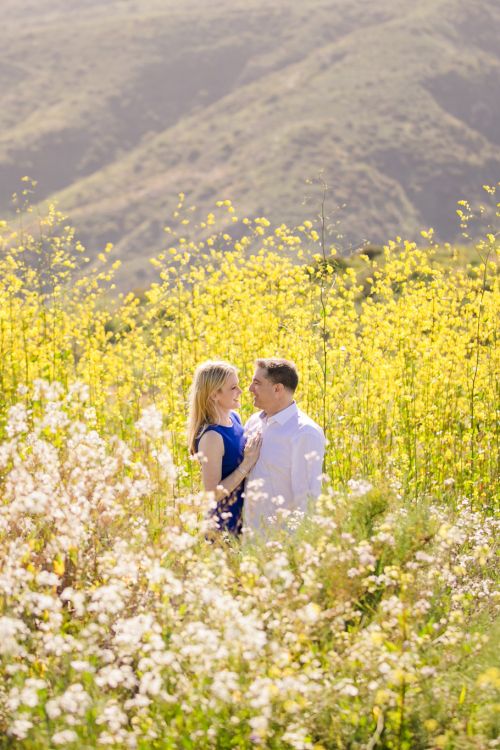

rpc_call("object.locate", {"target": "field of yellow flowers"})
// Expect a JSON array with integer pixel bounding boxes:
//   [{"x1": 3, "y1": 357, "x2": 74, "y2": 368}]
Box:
[{"x1": 0, "y1": 186, "x2": 498, "y2": 749}]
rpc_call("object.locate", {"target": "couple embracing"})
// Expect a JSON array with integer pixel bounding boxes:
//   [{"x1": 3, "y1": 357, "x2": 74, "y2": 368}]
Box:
[{"x1": 188, "y1": 358, "x2": 325, "y2": 536}]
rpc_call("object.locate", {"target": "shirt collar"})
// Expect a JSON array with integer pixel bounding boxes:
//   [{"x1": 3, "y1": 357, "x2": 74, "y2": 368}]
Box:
[{"x1": 260, "y1": 401, "x2": 298, "y2": 426}]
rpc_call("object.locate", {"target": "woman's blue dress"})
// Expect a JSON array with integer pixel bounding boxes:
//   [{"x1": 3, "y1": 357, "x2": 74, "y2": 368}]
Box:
[{"x1": 196, "y1": 411, "x2": 246, "y2": 535}]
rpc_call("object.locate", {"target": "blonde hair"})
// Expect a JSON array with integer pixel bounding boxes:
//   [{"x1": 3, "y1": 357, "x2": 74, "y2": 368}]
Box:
[{"x1": 187, "y1": 360, "x2": 237, "y2": 455}]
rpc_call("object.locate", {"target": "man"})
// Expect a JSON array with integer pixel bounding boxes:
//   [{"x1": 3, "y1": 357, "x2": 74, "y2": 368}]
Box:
[{"x1": 244, "y1": 358, "x2": 326, "y2": 531}]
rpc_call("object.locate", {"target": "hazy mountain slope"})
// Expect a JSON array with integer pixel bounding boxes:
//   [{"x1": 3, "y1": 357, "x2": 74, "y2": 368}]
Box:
[{"x1": 1, "y1": 0, "x2": 499, "y2": 285}]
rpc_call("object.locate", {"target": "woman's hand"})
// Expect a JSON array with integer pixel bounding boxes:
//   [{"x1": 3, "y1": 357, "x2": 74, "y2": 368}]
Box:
[{"x1": 240, "y1": 432, "x2": 262, "y2": 474}]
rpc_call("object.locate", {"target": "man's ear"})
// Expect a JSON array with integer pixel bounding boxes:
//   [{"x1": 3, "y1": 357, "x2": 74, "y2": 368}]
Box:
[{"x1": 274, "y1": 382, "x2": 284, "y2": 394}]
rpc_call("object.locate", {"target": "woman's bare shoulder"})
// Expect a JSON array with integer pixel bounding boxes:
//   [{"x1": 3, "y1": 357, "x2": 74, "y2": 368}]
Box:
[{"x1": 198, "y1": 429, "x2": 224, "y2": 454}]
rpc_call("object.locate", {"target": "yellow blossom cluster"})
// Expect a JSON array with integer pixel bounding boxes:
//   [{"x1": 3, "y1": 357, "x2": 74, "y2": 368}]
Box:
[
  {"x1": 0, "y1": 186, "x2": 498, "y2": 747},
  {"x1": 0, "y1": 193, "x2": 498, "y2": 506}
]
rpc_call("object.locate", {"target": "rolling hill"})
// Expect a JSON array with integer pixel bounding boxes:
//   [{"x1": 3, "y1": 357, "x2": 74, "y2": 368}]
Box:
[{"x1": 1, "y1": 0, "x2": 499, "y2": 286}]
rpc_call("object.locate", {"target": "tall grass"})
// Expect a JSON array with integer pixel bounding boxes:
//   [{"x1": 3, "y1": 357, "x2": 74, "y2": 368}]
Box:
[
  {"x1": 0, "y1": 186, "x2": 498, "y2": 748},
  {"x1": 1, "y1": 191, "x2": 498, "y2": 504}
]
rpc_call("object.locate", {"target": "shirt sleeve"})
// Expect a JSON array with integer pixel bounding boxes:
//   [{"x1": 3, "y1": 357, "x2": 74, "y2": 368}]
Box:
[{"x1": 290, "y1": 427, "x2": 325, "y2": 512}]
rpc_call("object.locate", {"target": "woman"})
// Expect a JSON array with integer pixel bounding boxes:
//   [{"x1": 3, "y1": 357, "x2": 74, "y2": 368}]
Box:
[{"x1": 188, "y1": 361, "x2": 262, "y2": 536}]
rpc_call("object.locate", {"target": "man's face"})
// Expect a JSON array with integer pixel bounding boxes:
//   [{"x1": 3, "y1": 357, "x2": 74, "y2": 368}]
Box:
[{"x1": 249, "y1": 367, "x2": 276, "y2": 412}]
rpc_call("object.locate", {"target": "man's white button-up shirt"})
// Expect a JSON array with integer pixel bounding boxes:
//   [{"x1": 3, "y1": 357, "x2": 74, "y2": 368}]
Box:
[{"x1": 243, "y1": 402, "x2": 325, "y2": 530}]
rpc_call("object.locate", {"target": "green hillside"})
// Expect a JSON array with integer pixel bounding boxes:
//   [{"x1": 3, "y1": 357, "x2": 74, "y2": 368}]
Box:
[{"x1": 1, "y1": 0, "x2": 499, "y2": 286}]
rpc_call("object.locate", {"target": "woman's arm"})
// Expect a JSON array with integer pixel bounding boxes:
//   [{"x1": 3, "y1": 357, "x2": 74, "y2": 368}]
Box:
[{"x1": 198, "y1": 431, "x2": 262, "y2": 498}]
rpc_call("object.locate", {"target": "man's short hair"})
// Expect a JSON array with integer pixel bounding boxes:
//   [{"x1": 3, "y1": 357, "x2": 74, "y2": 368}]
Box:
[{"x1": 256, "y1": 358, "x2": 298, "y2": 392}]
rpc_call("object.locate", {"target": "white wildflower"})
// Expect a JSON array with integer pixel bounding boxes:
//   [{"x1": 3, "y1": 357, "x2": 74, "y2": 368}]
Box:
[
  {"x1": 40, "y1": 400, "x2": 70, "y2": 432},
  {"x1": 139, "y1": 671, "x2": 163, "y2": 696},
  {"x1": 6, "y1": 403, "x2": 30, "y2": 437},
  {"x1": 8, "y1": 718, "x2": 33, "y2": 739},
  {"x1": 70, "y1": 660, "x2": 94, "y2": 673},
  {"x1": 0, "y1": 616, "x2": 28, "y2": 656},
  {"x1": 32, "y1": 379, "x2": 64, "y2": 402},
  {"x1": 347, "y1": 478, "x2": 373, "y2": 496},
  {"x1": 211, "y1": 670, "x2": 240, "y2": 702},
  {"x1": 249, "y1": 714, "x2": 269, "y2": 736},
  {"x1": 135, "y1": 405, "x2": 163, "y2": 441},
  {"x1": 60, "y1": 684, "x2": 88, "y2": 713},
  {"x1": 52, "y1": 729, "x2": 78, "y2": 745},
  {"x1": 19, "y1": 678, "x2": 46, "y2": 708},
  {"x1": 282, "y1": 725, "x2": 314, "y2": 748},
  {"x1": 67, "y1": 382, "x2": 90, "y2": 403},
  {"x1": 296, "y1": 603, "x2": 321, "y2": 624},
  {"x1": 36, "y1": 570, "x2": 60, "y2": 587},
  {"x1": 96, "y1": 700, "x2": 128, "y2": 731}
]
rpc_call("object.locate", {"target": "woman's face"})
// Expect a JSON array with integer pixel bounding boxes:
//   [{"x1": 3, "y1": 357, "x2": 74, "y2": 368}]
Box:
[{"x1": 213, "y1": 372, "x2": 242, "y2": 411}]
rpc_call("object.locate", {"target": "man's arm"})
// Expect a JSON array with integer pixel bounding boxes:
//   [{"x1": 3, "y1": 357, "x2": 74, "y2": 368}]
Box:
[{"x1": 290, "y1": 428, "x2": 326, "y2": 512}]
